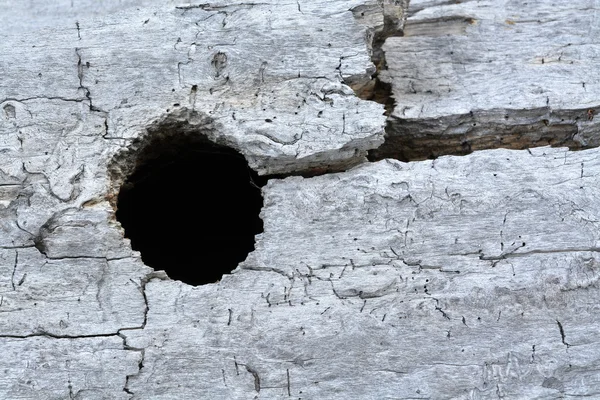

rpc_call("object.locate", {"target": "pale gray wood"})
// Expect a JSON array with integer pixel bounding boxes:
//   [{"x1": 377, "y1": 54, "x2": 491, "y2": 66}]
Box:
[
  {"x1": 0, "y1": 336, "x2": 141, "y2": 399},
  {"x1": 0, "y1": 0, "x2": 387, "y2": 176},
  {"x1": 0, "y1": 1, "x2": 388, "y2": 398},
  {"x1": 3, "y1": 0, "x2": 600, "y2": 399},
  {"x1": 375, "y1": 0, "x2": 600, "y2": 160},
  {"x1": 125, "y1": 146, "x2": 600, "y2": 399}
]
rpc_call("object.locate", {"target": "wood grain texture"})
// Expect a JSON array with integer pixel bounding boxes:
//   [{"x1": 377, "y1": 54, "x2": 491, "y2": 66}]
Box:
[
  {"x1": 126, "y1": 147, "x2": 600, "y2": 399},
  {"x1": 373, "y1": 0, "x2": 600, "y2": 160},
  {"x1": 2, "y1": 0, "x2": 600, "y2": 399},
  {"x1": 0, "y1": 0, "x2": 386, "y2": 176}
]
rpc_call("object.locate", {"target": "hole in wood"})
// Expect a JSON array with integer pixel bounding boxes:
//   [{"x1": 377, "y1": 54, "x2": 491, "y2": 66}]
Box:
[{"x1": 115, "y1": 134, "x2": 265, "y2": 285}]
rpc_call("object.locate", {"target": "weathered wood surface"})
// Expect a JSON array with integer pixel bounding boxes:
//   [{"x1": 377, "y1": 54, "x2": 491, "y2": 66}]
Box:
[
  {"x1": 1, "y1": 0, "x2": 387, "y2": 177},
  {"x1": 0, "y1": 0, "x2": 389, "y2": 398},
  {"x1": 372, "y1": 0, "x2": 600, "y2": 161},
  {"x1": 121, "y1": 146, "x2": 600, "y2": 399},
  {"x1": 3, "y1": 0, "x2": 600, "y2": 399}
]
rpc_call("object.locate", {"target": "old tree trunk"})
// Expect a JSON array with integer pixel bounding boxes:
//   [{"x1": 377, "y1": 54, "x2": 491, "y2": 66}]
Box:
[{"x1": 2, "y1": 0, "x2": 600, "y2": 398}]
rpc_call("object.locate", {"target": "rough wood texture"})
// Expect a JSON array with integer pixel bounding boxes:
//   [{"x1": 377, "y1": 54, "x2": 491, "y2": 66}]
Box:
[
  {"x1": 1, "y1": 0, "x2": 388, "y2": 177},
  {"x1": 3, "y1": 0, "x2": 600, "y2": 399},
  {"x1": 372, "y1": 0, "x2": 600, "y2": 161},
  {"x1": 126, "y1": 146, "x2": 600, "y2": 399}
]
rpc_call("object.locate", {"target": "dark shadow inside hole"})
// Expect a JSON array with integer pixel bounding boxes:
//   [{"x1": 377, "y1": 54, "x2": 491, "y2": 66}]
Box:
[{"x1": 116, "y1": 137, "x2": 266, "y2": 286}]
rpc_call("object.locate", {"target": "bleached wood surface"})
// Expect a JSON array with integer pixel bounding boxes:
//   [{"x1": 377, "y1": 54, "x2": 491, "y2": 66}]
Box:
[
  {"x1": 1, "y1": 0, "x2": 387, "y2": 177},
  {"x1": 3, "y1": 0, "x2": 600, "y2": 399},
  {"x1": 118, "y1": 146, "x2": 600, "y2": 399},
  {"x1": 373, "y1": 0, "x2": 600, "y2": 160}
]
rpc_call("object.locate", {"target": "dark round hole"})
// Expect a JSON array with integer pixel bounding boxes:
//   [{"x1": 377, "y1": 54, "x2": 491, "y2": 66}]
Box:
[{"x1": 116, "y1": 138, "x2": 265, "y2": 285}]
